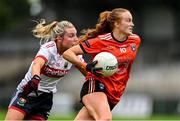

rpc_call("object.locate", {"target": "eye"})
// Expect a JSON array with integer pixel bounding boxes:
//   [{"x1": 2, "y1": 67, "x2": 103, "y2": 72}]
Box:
[{"x1": 68, "y1": 34, "x2": 75, "y2": 37}]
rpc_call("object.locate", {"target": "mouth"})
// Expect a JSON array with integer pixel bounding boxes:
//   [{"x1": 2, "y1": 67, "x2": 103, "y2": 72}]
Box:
[{"x1": 129, "y1": 28, "x2": 133, "y2": 32}]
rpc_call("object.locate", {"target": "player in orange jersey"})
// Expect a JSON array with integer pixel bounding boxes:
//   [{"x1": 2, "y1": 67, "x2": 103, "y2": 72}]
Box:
[{"x1": 63, "y1": 8, "x2": 141, "y2": 120}]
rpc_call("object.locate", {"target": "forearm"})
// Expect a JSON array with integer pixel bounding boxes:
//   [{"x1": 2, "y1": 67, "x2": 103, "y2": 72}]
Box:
[
  {"x1": 31, "y1": 62, "x2": 42, "y2": 76},
  {"x1": 63, "y1": 47, "x2": 86, "y2": 69},
  {"x1": 31, "y1": 58, "x2": 45, "y2": 76}
]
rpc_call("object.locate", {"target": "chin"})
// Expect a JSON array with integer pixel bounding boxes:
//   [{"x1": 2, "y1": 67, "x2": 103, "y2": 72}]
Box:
[
  {"x1": 126, "y1": 32, "x2": 132, "y2": 36},
  {"x1": 127, "y1": 31, "x2": 133, "y2": 35}
]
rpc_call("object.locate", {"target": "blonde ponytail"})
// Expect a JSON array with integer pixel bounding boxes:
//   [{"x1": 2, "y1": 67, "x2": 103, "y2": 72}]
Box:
[{"x1": 32, "y1": 19, "x2": 74, "y2": 45}]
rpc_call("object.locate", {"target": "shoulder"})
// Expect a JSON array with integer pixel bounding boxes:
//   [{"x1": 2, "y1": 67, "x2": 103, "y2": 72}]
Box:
[
  {"x1": 41, "y1": 41, "x2": 56, "y2": 49},
  {"x1": 128, "y1": 34, "x2": 141, "y2": 41},
  {"x1": 37, "y1": 41, "x2": 57, "y2": 57},
  {"x1": 128, "y1": 34, "x2": 141, "y2": 44},
  {"x1": 40, "y1": 41, "x2": 57, "y2": 53},
  {"x1": 97, "y1": 33, "x2": 112, "y2": 40}
]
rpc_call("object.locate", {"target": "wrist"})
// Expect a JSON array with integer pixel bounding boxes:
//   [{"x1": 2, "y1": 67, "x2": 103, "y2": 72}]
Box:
[
  {"x1": 80, "y1": 62, "x2": 87, "y2": 70},
  {"x1": 32, "y1": 75, "x2": 41, "y2": 81}
]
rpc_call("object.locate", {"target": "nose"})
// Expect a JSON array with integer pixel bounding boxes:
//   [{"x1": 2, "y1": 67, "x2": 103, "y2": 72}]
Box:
[
  {"x1": 73, "y1": 36, "x2": 79, "y2": 45},
  {"x1": 131, "y1": 22, "x2": 134, "y2": 27},
  {"x1": 74, "y1": 36, "x2": 78, "y2": 42}
]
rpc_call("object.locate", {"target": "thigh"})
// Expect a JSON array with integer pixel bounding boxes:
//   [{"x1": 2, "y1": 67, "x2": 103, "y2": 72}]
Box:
[
  {"x1": 74, "y1": 106, "x2": 94, "y2": 121},
  {"x1": 80, "y1": 78, "x2": 116, "y2": 111},
  {"x1": 82, "y1": 92, "x2": 111, "y2": 120},
  {"x1": 6, "y1": 90, "x2": 29, "y2": 119},
  {"x1": 5, "y1": 90, "x2": 27, "y2": 120},
  {"x1": 80, "y1": 79, "x2": 112, "y2": 120},
  {"x1": 5, "y1": 108, "x2": 25, "y2": 121}
]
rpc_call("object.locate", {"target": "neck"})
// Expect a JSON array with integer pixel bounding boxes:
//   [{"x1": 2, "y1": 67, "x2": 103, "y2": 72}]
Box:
[
  {"x1": 112, "y1": 30, "x2": 127, "y2": 42},
  {"x1": 56, "y1": 40, "x2": 64, "y2": 55},
  {"x1": 57, "y1": 46, "x2": 67, "y2": 55}
]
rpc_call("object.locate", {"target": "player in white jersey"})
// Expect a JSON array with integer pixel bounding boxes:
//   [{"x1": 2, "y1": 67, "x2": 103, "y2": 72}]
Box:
[{"x1": 5, "y1": 19, "x2": 84, "y2": 121}]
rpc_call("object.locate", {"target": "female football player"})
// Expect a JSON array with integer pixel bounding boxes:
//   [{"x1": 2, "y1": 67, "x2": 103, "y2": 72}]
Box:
[
  {"x1": 5, "y1": 19, "x2": 84, "y2": 121},
  {"x1": 63, "y1": 8, "x2": 141, "y2": 120}
]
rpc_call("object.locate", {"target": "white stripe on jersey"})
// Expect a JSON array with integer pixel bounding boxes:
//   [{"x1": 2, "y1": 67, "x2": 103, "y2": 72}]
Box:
[
  {"x1": 9, "y1": 90, "x2": 21, "y2": 107},
  {"x1": 99, "y1": 33, "x2": 112, "y2": 40}
]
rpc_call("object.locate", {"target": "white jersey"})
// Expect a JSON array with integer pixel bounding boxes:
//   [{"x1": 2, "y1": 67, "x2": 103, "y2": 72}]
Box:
[{"x1": 17, "y1": 41, "x2": 83, "y2": 93}]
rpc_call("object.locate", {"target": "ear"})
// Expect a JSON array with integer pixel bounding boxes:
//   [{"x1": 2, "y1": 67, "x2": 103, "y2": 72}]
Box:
[
  {"x1": 56, "y1": 36, "x2": 62, "y2": 40},
  {"x1": 114, "y1": 22, "x2": 120, "y2": 28},
  {"x1": 56, "y1": 36, "x2": 63, "y2": 42}
]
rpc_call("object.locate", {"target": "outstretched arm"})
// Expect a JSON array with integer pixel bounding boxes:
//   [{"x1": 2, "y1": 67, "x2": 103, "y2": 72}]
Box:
[
  {"x1": 22, "y1": 57, "x2": 45, "y2": 96},
  {"x1": 63, "y1": 44, "x2": 102, "y2": 76},
  {"x1": 63, "y1": 44, "x2": 86, "y2": 71}
]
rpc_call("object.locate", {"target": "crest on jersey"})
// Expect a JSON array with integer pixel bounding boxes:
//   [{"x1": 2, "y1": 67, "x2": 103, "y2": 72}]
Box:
[
  {"x1": 17, "y1": 97, "x2": 27, "y2": 106},
  {"x1": 64, "y1": 62, "x2": 68, "y2": 68},
  {"x1": 130, "y1": 43, "x2": 136, "y2": 52},
  {"x1": 99, "y1": 83, "x2": 105, "y2": 90}
]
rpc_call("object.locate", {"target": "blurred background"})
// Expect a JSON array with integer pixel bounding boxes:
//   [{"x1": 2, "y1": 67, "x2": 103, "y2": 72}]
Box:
[{"x1": 0, "y1": 0, "x2": 180, "y2": 119}]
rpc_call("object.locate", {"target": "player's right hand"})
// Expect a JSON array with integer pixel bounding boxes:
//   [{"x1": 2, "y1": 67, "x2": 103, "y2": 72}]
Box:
[
  {"x1": 85, "y1": 61, "x2": 103, "y2": 76},
  {"x1": 22, "y1": 75, "x2": 41, "y2": 96}
]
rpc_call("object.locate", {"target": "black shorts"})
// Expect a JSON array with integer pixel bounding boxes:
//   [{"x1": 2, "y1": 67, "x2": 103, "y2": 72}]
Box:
[
  {"x1": 80, "y1": 78, "x2": 116, "y2": 110},
  {"x1": 9, "y1": 90, "x2": 53, "y2": 120}
]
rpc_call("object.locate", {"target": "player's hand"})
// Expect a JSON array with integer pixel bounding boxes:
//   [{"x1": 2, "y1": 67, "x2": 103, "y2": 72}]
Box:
[
  {"x1": 86, "y1": 61, "x2": 103, "y2": 76},
  {"x1": 22, "y1": 75, "x2": 41, "y2": 96}
]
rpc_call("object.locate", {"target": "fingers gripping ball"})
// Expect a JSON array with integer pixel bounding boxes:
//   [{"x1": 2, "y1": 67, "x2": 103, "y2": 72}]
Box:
[
  {"x1": 93, "y1": 52, "x2": 118, "y2": 77},
  {"x1": 85, "y1": 61, "x2": 103, "y2": 76}
]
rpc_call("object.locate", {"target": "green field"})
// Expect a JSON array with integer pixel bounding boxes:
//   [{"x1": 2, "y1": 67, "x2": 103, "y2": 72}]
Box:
[{"x1": 1, "y1": 110, "x2": 180, "y2": 120}]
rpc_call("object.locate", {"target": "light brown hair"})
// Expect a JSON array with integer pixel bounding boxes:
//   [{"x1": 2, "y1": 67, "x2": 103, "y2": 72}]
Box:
[{"x1": 79, "y1": 8, "x2": 129, "y2": 42}]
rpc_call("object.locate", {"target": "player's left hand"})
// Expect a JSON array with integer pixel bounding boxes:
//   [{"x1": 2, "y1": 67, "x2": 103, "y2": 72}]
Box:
[
  {"x1": 22, "y1": 75, "x2": 41, "y2": 96},
  {"x1": 85, "y1": 61, "x2": 103, "y2": 76}
]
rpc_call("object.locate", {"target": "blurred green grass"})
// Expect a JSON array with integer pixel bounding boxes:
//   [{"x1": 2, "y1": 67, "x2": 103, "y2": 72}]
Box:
[{"x1": 1, "y1": 110, "x2": 180, "y2": 120}]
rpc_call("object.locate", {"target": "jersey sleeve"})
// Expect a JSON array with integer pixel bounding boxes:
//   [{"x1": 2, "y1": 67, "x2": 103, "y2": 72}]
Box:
[
  {"x1": 79, "y1": 38, "x2": 102, "y2": 54},
  {"x1": 135, "y1": 35, "x2": 141, "y2": 49},
  {"x1": 34, "y1": 46, "x2": 51, "y2": 62},
  {"x1": 129, "y1": 34, "x2": 141, "y2": 50}
]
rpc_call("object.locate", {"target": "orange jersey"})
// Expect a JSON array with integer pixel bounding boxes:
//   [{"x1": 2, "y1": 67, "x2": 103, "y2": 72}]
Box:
[{"x1": 80, "y1": 33, "x2": 141, "y2": 104}]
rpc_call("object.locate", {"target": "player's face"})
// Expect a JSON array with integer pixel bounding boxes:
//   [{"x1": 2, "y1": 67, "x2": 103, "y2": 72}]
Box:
[
  {"x1": 116, "y1": 11, "x2": 134, "y2": 36},
  {"x1": 62, "y1": 27, "x2": 78, "y2": 49}
]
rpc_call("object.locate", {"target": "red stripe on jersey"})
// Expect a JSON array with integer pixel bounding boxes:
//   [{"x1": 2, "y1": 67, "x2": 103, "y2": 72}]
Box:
[{"x1": 34, "y1": 55, "x2": 48, "y2": 62}]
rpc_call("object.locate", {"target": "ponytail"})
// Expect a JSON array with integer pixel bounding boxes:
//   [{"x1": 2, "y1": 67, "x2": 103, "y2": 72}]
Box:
[
  {"x1": 32, "y1": 19, "x2": 74, "y2": 45},
  {"x1": 79, "y1": 11, "x2": 111, "y2": 42}
]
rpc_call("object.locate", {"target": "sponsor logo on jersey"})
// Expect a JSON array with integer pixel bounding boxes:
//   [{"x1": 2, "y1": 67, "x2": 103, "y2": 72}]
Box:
[
  {"x1": 41, "y1": 65, "x2": 69, "y2": 78},
  {"x1": 45, "y1": 43, "x2": 55, "y2": 48},
  {"x1": 106, "y1": 46, "x2": 115, "y2": 50}
]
